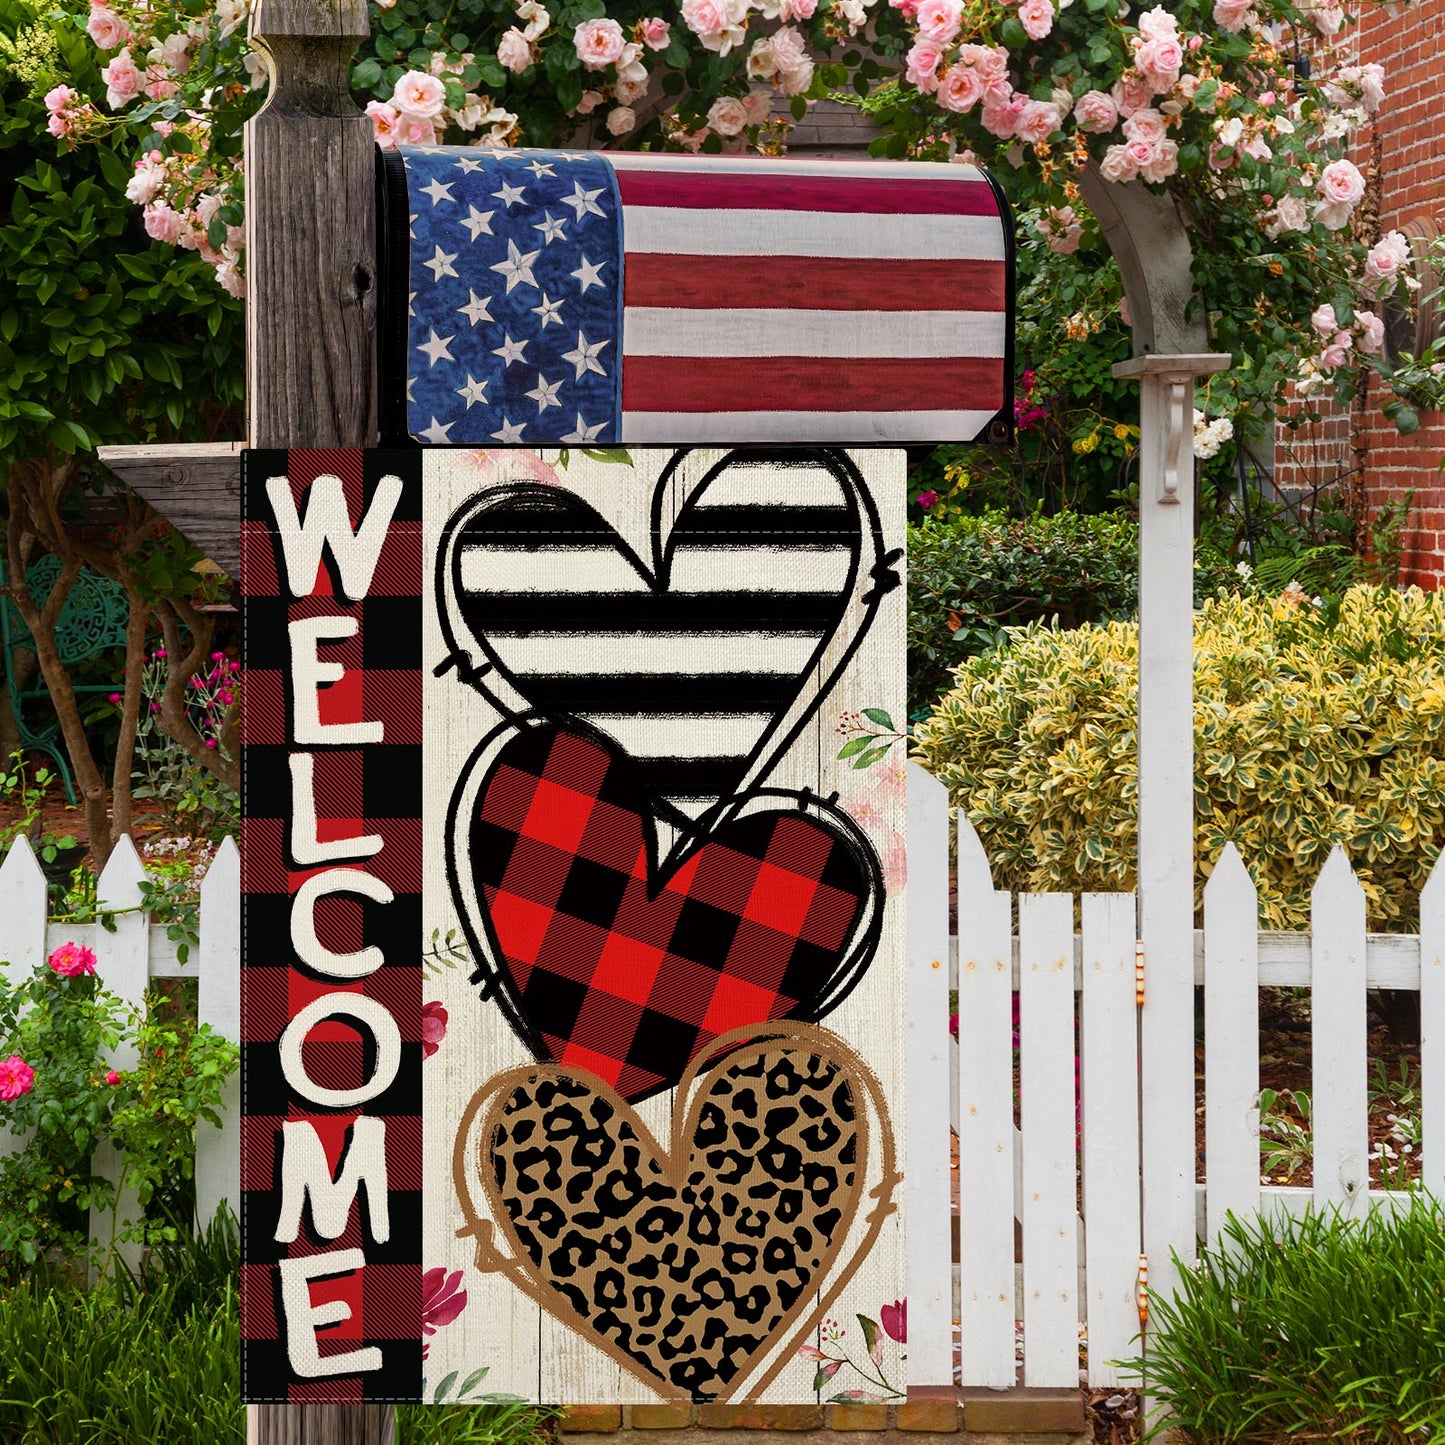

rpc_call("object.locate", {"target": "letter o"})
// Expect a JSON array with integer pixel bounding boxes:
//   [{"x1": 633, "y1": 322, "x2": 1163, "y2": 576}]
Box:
[{"x1": 278, "y1": 993, "x2": 402, "y2": 1108}]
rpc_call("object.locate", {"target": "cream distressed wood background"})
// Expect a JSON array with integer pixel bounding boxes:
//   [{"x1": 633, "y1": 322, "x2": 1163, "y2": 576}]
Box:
[{"x1": 420, "y1": 448, "x2": 906, "y2": 1403}]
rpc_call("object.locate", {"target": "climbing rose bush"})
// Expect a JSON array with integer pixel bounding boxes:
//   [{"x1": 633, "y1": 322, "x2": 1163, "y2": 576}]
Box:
[{"x1": 40, "y1": 0, "x2": 1424, "y2": 432}]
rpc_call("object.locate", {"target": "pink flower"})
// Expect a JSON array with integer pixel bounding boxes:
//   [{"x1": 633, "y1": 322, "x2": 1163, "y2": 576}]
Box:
[
  {"x1": 49, "y1": 941, "x2": 97, "y2": 978},
  {"x1": 1319, "y1": 332, "x2": 1353, "y2": 369},
  {"x1": 937, "y1": 63, "x2": 986, "y2": 113},
  {"x1": 767, "y1": 25, "x2": 808, "y2": 74},
  {"x1": 915, "y1": 0, "x2": 963, "y2": 43},
  {"x1": 606, "y1": 105, "x2": 636, "y2": 135},
  {"x1": 890, "y1": 0, "x2": 920, "y2": 16},
  {"x1": 1136, "y1": 4, "x2": 1180, "y2": 41},
  {"x1": 1310, "y1": 302, "x2": 1338, "y2": 337},
  {"x1": 880, "y1": 1300, "x2": 907, "y2": 1343},
  {"x1": 707, "y1": 96, "x2": 749, "y2": 135},
  {"x1": 1017, "y1": 0, "x2": 1054, "y2": 41},
  {"x1": 421, "y1": 1268, "x2": 467, "y2": 1337},
  {"x1": 1073, "y1": 89, "x2": 1118, "y2": 133},
  {"x1": 1365, "y1": 230, "x2": 1410, "y2": 283},
  {"x1": 497, "y1": 28, "x2": 532, "y2": 72},
  {"x1": 681, "y1": 0, "x2": 746, "y2": 54},
  {"x1": 1110, "y1": 73, "x2": 1155, "y2": 117},
  {"x1": 108, "y1": 692, "x2": 122, "y2": 705},
  {"x1": 101, "y1": 48, "x2": 141, "y2": 108},
  {"x1": 391, "y1": 70, "x2": 446, "y2": 118},
  {"x1": 86, "y1": 5, "x2": 129, "y2": 49},
  {"x1": 1313, "y1": 199, "x2": 1353, "y2": 232},
  {"x1": 0, "y1": 1056, "x2": 34, "y2": 1102},
  {"x1": 1212, "y1": 0, "x2": 1254, "y2": 31},
  {"x1": 422, "y1": 1000, "x2": 449, "y2": 1059},
  {"x1": 1318, "y1": 158, "x2": 1365, "y2": 207},
  {"x1": 1355, "y1": 309, "x2": 1385, "y2": 355},
  {"x1": 397, "y1": 113, "x2": 438, "y2": 145},
  {"x1": 574, "y1": 17, "x2": 626, "y2": 68},
  {"x1": 43, "y1": 83, "x2": 73, "y2": 114},
  {"x1": 980, "y1": 91, "x2": 1027, "y2": 137},
  {"x1": 1134, "y1": 36, "x2": 1183, "y2": 89},
  {"x1": 961, "y1": 44, "x2": 1009, "y2": 85},
  {"x1": 1122, "y1": 107, "x2": 1167, "y2": 145},
  {"x1": 1137, "y1": 137, "x2": 1178, "y2": 183},
  {"x1": 575, "y1": 89, "x2": 605, "y2": 114},
  {"x1": 780, "y1": 0, "x2": 817, "y2": 17},
  {"x1": 145, "y1": 78, "x2": 179, "y2": 101},
  {"x1": 916, "y1": 490, "x2": 939, "y2": 509},
  {"x1": 105, "y1": 1069, "x2": 121, "y2": 1086},
  {"x1": 143, "y1": 201, "x2": 183, "y2": 244},
  {"x1": 641, "y1": 16, "x2": 671, "y2": 48},
  {"x1": 1098, "y1": 143, "x2": 1138, "y2": 183},
  {"x1": 366, "y1": 101, "x2": 400, "y2": 147},
  {"x1": 905, "y1": 40, "x2": 943, "y2": 93},
  {"x1": 1014, "y1": 99, "x2": 1062, "y2": 144}
]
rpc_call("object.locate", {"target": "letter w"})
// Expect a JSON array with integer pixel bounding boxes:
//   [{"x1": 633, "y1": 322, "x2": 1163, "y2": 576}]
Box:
[
  {"x1": 275, "y1": 1117, "x2": 390, "y2": 1243},
  {"x1": 266, "y1": 472, "x2": 403, "y2": 601}
]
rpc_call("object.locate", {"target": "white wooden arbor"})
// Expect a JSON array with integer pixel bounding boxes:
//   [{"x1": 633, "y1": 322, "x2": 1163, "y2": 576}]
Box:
[{"x1": 93, "y1": 1, "x2": 1231, "y2": 1440}]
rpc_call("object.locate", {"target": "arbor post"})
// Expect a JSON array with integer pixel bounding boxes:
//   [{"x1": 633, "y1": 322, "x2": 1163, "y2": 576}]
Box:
[{"x1": 243, "y1": 1, "x2": 388, "y2": 1440}]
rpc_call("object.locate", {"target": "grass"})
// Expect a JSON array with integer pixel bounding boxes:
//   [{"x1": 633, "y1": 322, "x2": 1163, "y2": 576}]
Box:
[
  {"x1": 1129, "y1": 1192, "x2": 1445, "y2": 1442},
  {"x1": 0, "y1": 1214, "x2": 558, "y2": 1444}
]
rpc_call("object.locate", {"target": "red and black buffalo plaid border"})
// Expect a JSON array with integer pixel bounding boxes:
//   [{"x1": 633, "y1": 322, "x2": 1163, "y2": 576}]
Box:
[{"x1": 241, "y1": 449, "x2": 422, "y2": 1403}]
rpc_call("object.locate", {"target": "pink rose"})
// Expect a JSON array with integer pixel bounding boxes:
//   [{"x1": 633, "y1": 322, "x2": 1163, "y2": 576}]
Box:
[
  {"x1": 1111, "y1": 74, "x2": 1155, "y2": 117},
  {"x1": 890, "y1": 0, "x2": 920, "y2": 15},
  {"x1": 980, "y1": 91, "x2": 1027, "y2": 137},
  {"x1": 1365, "y1": 231, "x2": 1411, "y2": 283},
  {"x1": 1017, "y1": 0, "x2": 1054, "y2": 41},
  {"x1": 497, "y1": 27, "x2": 532, "y2": 72},
  {"x1": 575, "y1": 89, "x2": 605, "y2": 114},
  {"x1": 1124, "y1": 137, "x2": 1157, "y2": 171},
  {"x1": 1319, "y1": 332, "x2": 1353, "y2": 369},
  {"x1": 100, "y1": 49, "x2": 141, "y2": 108},
  {"x1": 87, "y1": 6, "x2": 129, "y2": 50},
  {"x1": 143, "y1": 201, "x2": 183, "y2": 244},
  {"x1": 1014, "y1": 99, "x2": 1062, "y2": 143},
  {"x1": 145, "y1": 78, "x2": 179, "y2": 100},
  {"x1": 779, "y1": 59, "x2": 813, "y2": 95},
  {"x1": 915, "y1": 0, "x2": 963, "y2": 41},
  {"x1": 574, "y1": 17, "x2": 626, "y2": 68},
  {"x1": 1135, "y1": 36, "x2": 1183, "y2": 87},
  {"x1": 391, "y1": 70, "x2": 446, "y2": 118},
  {"x1": 960, "y1": 44, "x2": 1009, "y2": 84},
  {"x1": 606, "y1": 105, "x2": 636, "y2": 135},
  {"x1": 215, "y1": 259, "x2": 246, "y2": 298},
  {"x1": 1122, "y1": 107, "x2": 1167, "y2": 144},
  {"x1": 366, "y1": 99, "x2": 400, "y2": 146},
  {"x1": 1138, "y1": 137, "x2": 1178, "y2": 182},
  {"x1": 1355, "y1": 309, "x2": 1385, "y2": 355},
  {"x1": 742, "y1": 90, "x2": 772, "y2": 125},
  {"x1": 769, "y1": 25, "x2": 808, "y2": 73},
  {"x1": 397, "y1": 113, "x2": 438, "y2": 144},
  {"x1": 47, "y1": 112, "x2": 70, "y2": 137},
  {"x1": 43, "y1": 83, "x2": 73, "y2": 113},
  {"x1": 1310, "y1": 303, "x2": 1338, "y2": 336},
  {"x1": 1074, "y1": 89, "x2": 1118, "y2": 133},
  {"x1": 1098, "y1": 143, "x2": 1139, "y2": 182},
  {"x1": 1273, "y1": 195, "x2": 1307, "y2": 232},
  {"x1": 641, "y1": 16, "x2": 671, "y2": 48},
  {"x1": 0, "y1": 1056, "x2": 34, "y2": 1102},
  {"x1": 421, "y1": 1000, "x2": 448, "y2": 1059},
  {"x1": 1313, "y1": 199, "x2": 1353, "y2": 231},
  {"x1": 707, "y1": 95, "x2": 749, "y2": 135},
  {"x1": 1136, "y1": 4, "x2": 1180, "y2": 41},
  {"x1": 1212, "y1": 0, "x2": 1254, "y2": 31},
  {"x1": 905, "y1": 40, "x2": 943, "y2": 93},
  {"x1": 105, "y1": 1069, "x2": 121, "y2": 1086},
  {"x1": 681, "y1": 0, "x2": 745, "y2": 53},
  {"x1": 781, "y1": 0, "x2": 817, "y2": 17},
  {"x1": 936, "y1": 63, "x2": 983, "y2": 113},
  {"x1": 1319, "y1": 158, "x2": 1365, "y2": 207},
  {"x1": 49, "y1": 941, "x2": 98, "y2": 977}
]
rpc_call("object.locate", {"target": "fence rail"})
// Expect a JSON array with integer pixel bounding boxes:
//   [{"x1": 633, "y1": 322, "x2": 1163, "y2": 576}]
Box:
[{"x1": 2, "y1": 771, "x2": 1441, "y2": 1394}]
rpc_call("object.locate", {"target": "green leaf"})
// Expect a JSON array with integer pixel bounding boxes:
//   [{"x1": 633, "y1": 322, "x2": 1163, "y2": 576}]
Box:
[
  {"x1": 790, "y1": 95, "x2": 807, "y2": 121},
  {"x1": 862, "y1": 708, "x2": 896, "y2": 731},
  {"x1": 456, "y1": 1367, "x2": 491, "y2": 1397},
  {"x1": 433, "y1": 1370, "x2": 459, "y2": 1403},
  {"x1": 853, "y1": 746, "x2": 892, "y2": 769},
  {"x1": 351, "y1": 57, "x2": 384, "y2": 90},
  {"x1": 857, "y1": 1313, "x2": 881, "y2": 1358},
  {"x1": 838, "y1": 736, "x2": 872, "y2": 759}
]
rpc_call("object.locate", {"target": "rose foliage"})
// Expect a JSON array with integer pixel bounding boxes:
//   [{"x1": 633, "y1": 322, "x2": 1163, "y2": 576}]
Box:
[{"x1": 28, "y1": 0, "x2": 1429, "y2": 438}]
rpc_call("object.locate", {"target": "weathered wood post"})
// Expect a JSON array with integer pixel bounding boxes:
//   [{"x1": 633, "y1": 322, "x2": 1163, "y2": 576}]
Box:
[
  {"x1": 244, "y1": 1, "x2": 387, "y2": 1441},
  {"x1": 1081, "y1": 165, "x2": 1229, "y2": 1398}
]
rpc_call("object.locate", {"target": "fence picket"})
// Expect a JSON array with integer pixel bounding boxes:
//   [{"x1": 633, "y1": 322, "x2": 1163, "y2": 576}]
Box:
[
  {"x1": 1311, "y1": 846, "x2": 1369, "y2": 1216},
  {"x1": 91, "y1": 835, "x2": 150, "y2": 1273},
  {"x1": 1079, "y1": 892, "x2": 1140, "y2": 1386},
  {"x1": 1420, "y1": 849, "x2": 1445, "y2": 1199},
  {"x1": 196, "y1": 837, "x2": 241, "y2": 1228},
  {"x1": 1018, "y1": 892, "x2": 1078, "y2": 1388},
  {"x1": 955, "y1": 815, "x2": 1016, "y2": 1388},
  {"x1": 0, "y1": 838, "x2": 48, "y2": 1158},
  {"x1": 905, "y1": 764, "x2": 954, "y2": 1388},
  {"x1": 1204, "y1": 845, "x2": 1260, "y2": 1245}
]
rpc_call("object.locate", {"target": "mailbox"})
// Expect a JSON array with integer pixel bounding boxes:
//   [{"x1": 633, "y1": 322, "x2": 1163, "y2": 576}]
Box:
[{"x1": 378, "y1": 146, "x2": 1013, "y2": 447}]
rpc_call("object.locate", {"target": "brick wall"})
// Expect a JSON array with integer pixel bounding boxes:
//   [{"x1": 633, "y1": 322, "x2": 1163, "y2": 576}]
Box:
[{"x1": 1342, "y1": 0, "x2": 1445, "y2": 583}]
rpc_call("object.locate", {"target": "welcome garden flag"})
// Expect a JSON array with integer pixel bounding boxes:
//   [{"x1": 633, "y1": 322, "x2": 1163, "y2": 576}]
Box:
[{"x1": 240, "y1": 446, "x2": 907, "y2": 1404}]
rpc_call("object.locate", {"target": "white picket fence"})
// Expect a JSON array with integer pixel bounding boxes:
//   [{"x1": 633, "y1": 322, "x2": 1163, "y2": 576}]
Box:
[{"x1": 1, "y1": 771, "x2": 1441, "y2": 1394}]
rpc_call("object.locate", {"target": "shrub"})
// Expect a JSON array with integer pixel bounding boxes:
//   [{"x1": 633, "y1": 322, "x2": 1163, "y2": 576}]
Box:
[
  {"x1": 912, "y1": 585, "x2": 1445, "y2": 930},
  {"x1": 907, "y1": 511, "x2": 1237, "y2": 719},
  {"x1": 1128, "y1": 1195, "x2": 1445, "y2": 1442}
]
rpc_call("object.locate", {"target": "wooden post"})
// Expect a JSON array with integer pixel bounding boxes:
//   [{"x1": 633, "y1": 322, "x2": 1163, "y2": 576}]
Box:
[
  {"x1": 245, "y1": 0, "x2": 377, "y2": 449},
  {"x1": 244, "y1": 2, "x2": 387, "y2": 1439},
  {"x1": 1111, "y1": 353, "x2": 1227, "y2": 1382}
]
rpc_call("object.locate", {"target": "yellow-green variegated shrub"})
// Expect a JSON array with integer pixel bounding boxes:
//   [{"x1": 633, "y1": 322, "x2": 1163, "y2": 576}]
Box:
[{"x1": 913, "y1": 585, "x2": 1445, "y2": 929}]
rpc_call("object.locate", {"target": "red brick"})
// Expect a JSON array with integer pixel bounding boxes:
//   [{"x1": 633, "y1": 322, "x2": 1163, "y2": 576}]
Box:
[
  {"x1": 559, "y1": 1406, "x2": 622, "y2": 1433},
  {"x1": 628, "y1": 1405, "x2": 694, "y2": 1429},
  {"x1": 895, "y1": 1398, "x2": 959, "y2": 1431},
  {"x1": 696, "y1": 1405, "x2": 823, "y2": 1430},
  {"x1": 824, "y1": 1403, "x2": 890, "y2": 1430}
]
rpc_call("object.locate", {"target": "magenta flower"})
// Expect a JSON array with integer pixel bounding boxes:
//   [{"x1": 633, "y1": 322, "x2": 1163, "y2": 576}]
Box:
[
  {"x1": 915, "y1": 490, "x2": 939, "y2": 510},
  {"x1": 105, "y1": 1069, "x2": 121, "y2": 1086},
  {"x1": 0, "y1": 1056, "x2": 34, "y2": 1101},
  {"x1": 422, "y1": 1000, "x2": 448, "y2": 1059},
  {"x1": 420, "y1": 1267, "x2": 467, "y2": 1358},
  {"x1": 48, "y1": 941, "x2": 97, "y2": 978},
  {"x1": 880, "y1": 1299, "x2": 907, "y2": 1344},
  {"x1": 108, "y1": 692, "x2": 122, "y2": 705}
]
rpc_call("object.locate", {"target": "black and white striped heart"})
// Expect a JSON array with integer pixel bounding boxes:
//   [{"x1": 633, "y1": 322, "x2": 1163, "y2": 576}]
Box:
[{"x1": 435, "y1": 449, "x2": 891, "y2": 826}]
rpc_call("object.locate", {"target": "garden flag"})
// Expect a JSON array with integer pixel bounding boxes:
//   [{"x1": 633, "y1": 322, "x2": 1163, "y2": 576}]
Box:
[
  {"x1": 240, "y1": 446, "x2": 907, "y2": 1404},
  {"x1": 379, "y1": 148, "x2": 1013, "y2": 446}
]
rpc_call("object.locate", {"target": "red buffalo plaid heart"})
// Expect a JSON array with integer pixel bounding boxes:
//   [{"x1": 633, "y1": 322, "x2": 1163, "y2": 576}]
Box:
[{"x1": 463, "y1": 723, "x2": 876, "y2": 1102}]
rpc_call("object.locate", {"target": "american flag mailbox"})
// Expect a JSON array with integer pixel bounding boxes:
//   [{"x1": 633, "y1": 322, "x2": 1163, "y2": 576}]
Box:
[{"x1": 378, "y1": 148, "x2": 1014, "y2": 446}]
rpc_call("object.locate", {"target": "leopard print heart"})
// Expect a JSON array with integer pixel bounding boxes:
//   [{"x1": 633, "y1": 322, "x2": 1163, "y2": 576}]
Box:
[{"x1": 457, "y1": 1027, "x2": 884, "y2": 1401}]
